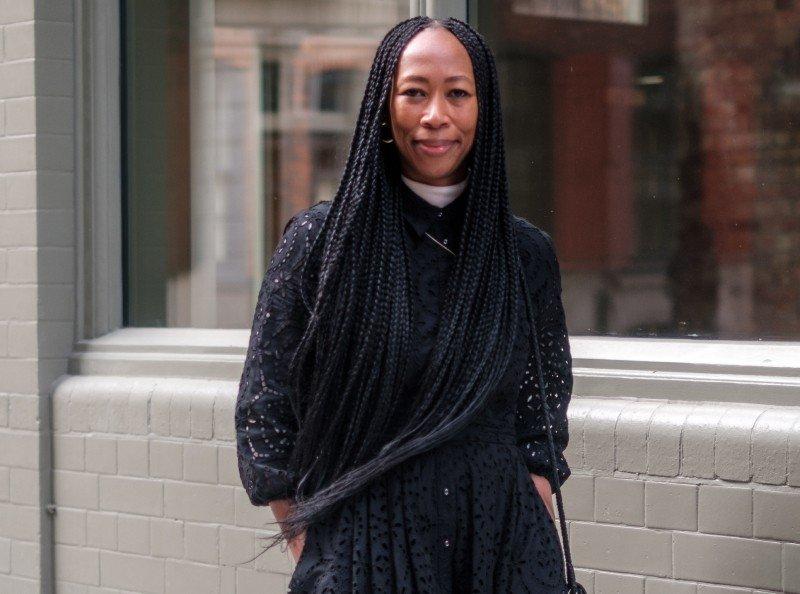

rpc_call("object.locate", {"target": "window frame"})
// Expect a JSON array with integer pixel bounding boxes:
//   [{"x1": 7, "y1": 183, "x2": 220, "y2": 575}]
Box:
[
  {"x1": 76, "y1": 0, "x2": 125, "y2": 340},
  {"x1": 72, "y1": 0, "x2": 800, "y2": 407}
]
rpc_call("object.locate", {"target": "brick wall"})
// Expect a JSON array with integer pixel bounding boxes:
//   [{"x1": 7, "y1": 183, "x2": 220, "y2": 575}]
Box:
[
  {"x1": 565, "y1": 398, "x2": 800, "y2": 593},
  {"x1": 48, "y1": 379, "x2": 800, "y2": 593},
  {"x1": 674, "y1": 0, "x2": 800, "y2": 337},
  {"x1": 50, "y1": 377, "x2": 294, "y2": 592},
  {"x1": 0, "y1": 1, "x2": 75, "y2": 592}
]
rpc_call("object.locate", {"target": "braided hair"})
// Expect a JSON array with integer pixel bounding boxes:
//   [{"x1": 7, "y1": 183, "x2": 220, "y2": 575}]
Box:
[{"x1": 266, "y1": 15, "x2": 522, "y2": 552}]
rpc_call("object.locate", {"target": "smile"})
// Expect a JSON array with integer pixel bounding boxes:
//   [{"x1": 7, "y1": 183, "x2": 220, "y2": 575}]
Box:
[{"x1": 414, "y1": 141, "x2": 456, "y2": 156}]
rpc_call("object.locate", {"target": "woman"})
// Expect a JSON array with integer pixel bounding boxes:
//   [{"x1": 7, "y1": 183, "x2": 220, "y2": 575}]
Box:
[{"x1": 235, "y1": 15, "x2": 574, "y2": 593}]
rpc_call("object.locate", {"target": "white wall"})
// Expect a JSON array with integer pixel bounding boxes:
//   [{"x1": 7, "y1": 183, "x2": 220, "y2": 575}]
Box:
[
  {"x1": 0, "y1": 0, "x2": 76, "y2": 591},
  {"x1": 49, "y1": 379, "x2": 800, "y2": 593}
]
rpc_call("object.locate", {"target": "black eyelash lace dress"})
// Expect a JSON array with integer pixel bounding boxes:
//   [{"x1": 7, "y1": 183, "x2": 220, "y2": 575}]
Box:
[{"x1": 235, "y1": 180, "x2": 574, "y2": 593}]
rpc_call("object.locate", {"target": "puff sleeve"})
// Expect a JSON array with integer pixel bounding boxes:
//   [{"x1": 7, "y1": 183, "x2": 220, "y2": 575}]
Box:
[
  {"x1": 235, "y1": 205, "x2": 324, "y2": 506},
  {"x1": 515, "y1": 224, "x2": 573, "y2": 494}
]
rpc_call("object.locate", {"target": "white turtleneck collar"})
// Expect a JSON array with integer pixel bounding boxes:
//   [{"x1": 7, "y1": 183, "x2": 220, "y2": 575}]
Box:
[{"x1": 400, "y1": 173, "x2": 469, "y2": 209}]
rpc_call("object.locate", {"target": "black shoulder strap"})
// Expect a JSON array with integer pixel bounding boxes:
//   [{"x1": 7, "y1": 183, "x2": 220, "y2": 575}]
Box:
[{"x1": 517, "y1": 234, "x2": 584, "y2": 594}]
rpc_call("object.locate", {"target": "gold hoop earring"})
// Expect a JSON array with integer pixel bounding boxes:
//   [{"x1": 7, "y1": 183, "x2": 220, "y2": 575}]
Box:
[{"x1": 380, "y1": 121, "x2": 394, "y2": 144}]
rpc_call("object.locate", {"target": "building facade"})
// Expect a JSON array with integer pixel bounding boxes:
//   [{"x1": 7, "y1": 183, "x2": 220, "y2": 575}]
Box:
[{"x1": 0, "y1": 0, "x2": 799, "y2": 592}]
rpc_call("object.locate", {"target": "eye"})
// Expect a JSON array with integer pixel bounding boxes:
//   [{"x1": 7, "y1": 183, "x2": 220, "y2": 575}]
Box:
[
  {"x1": 402, "y1": 88, "x2": 425, "y2": 97},
  {"x1": 450, "y1": 89, "x2": 470, "y2": 98}
]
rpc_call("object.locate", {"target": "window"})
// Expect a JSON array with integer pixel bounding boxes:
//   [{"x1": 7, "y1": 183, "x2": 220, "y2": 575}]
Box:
[
  {"x1": 310, "y1": 68, "x2": 364, "y2": 113},
  {"x1": 261, "y1": 60, "x2": 280, "y2": 113},
  {"x1": 478, "y1": 0, "x2": 800, "y2": 340},
  {"x1": 121, "y1": 0, "x2": 799, "y2": 341},
  {"x1": 121, "y1": 0, "x2": 409, "y2": 328}
]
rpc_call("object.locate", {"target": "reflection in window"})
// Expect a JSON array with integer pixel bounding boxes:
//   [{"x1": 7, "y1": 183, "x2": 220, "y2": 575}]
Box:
[
  {"x1": 261, "y1": 60, "x2": 280, "y2": 113},
  {"x1": 123, "y1": 0, "x2": 408, "y2": 328},
  {"x1": 479, "y1": 0, "x2": 800, "y2": 340},
  {"x1": 511, "y1": 0, "x2": 647, "y2": 25},
  {"x1": 311, "y1": 69, "x2": 364, "y2": 112}
]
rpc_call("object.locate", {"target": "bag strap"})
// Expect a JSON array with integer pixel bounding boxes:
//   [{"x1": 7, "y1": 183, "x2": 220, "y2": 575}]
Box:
[{"x1": 518, "y1": 259, "x2": 580, "y2": 593}]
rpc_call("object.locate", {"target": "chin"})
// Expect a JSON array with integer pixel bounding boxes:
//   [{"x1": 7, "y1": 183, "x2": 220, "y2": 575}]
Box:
[{"x1": 417, "y1": 164, "x2": 460, "y2": 181}]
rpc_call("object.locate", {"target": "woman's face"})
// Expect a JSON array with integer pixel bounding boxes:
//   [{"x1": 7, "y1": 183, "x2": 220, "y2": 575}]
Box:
[{"x1": 388, "y1": 27, "x2": 478, "y2": 186}]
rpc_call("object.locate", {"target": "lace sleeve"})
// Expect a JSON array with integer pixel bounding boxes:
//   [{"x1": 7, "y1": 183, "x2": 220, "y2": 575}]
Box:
[
  {"x1": 515, "y1": 224, "x2": 573, "y2": 494},
  {"x1": 234, "y1": 204, "x2": 325, "y2": 506}
]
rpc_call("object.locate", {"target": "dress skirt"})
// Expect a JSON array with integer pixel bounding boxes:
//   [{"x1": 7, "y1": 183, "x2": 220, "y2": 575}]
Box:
[{"x1": 288, "y1": 419, "x2": 566, "y2": 594}]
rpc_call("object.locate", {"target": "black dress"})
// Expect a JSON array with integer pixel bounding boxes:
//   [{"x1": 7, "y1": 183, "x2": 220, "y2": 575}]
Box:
[{"x1": 235, "y1": 180, "x2": 573, "y2": 593}]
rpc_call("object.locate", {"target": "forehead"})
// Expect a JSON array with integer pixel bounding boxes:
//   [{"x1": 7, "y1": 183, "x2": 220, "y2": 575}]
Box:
[{"x1": 395, "y1": 28, "x2": 473, "y2": 78}]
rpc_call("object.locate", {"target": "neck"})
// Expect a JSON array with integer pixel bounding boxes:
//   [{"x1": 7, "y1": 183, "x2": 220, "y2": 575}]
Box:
[{"x1": 400, "y1": 174, "x2": 469, "y2": 209}]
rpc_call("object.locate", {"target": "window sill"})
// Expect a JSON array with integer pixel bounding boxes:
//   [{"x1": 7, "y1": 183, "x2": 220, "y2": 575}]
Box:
[
  {"x1": 573, "y1": 335, "x2": 800, "y2": 405},
  {"x1": 69, "y1": 329, "x2": 800, "y2": 405},
  {"x1": 69, "y1": 328, "x2": 250, "y2": 381}
]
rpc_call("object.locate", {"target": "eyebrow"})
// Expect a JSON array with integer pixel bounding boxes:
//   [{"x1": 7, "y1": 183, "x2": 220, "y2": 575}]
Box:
[{"x1": 398, "y1": 75, "x2": 473, "y2": 84}]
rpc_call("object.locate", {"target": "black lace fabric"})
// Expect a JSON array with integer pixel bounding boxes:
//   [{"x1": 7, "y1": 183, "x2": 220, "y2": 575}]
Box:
[
  {"x1": 515, "y1": 226, "x2": 573, "y2": 494},
  {"x1": 235, "y1": 182, "x2": 574, "y2": 593},
  {"x1": 235, "y1": 208, "x2": 322, "y2": 506}
]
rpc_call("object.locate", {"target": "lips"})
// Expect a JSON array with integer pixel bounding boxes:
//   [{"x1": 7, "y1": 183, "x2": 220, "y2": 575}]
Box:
[{"x1": 414, "y1": 140, "x2": 457, "y2": 156}]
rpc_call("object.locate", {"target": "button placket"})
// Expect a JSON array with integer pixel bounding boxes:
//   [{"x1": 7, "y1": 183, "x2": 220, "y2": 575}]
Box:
[
  {"x1": 442, "y1": 485, "x2": 449, "y2": 548},
  {"x1": 440, "y1": 479, "x2": 453, "y2": 553},
  {"x1": 433, "y1": 444, "x2": 444, "y2": 575},
  {"x1": 433, "y1": 447, "x2": 456, "y2": 582}
]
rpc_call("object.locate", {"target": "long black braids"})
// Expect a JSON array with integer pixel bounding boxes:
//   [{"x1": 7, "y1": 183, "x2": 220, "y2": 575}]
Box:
[{"x1": 261, "y1": 15, "x2": 523, "y2": 554}]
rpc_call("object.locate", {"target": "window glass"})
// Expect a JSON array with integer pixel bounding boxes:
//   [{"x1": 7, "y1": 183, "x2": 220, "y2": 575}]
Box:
[
  {"x1": 478, "y1": 0, "x2": 800, "y2": 339},
  {"x1": 122, "y1": 0, "x2": 409, "y2": 327}
]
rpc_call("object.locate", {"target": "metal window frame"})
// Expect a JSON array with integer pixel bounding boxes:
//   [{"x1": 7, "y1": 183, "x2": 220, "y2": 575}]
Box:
[{"x1": 75, "y1": 0, "x2": 124, "y2": 341}]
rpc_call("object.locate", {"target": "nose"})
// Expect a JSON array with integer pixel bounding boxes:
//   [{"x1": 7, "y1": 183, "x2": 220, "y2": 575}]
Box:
[{"x1": 420, "y1": 91, "x2": 449, "y2": 128}]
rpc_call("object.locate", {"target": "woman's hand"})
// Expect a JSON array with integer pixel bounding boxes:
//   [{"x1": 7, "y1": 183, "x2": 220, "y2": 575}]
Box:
[
  {"x1": 268, "y1": 498, "x2": 307, "y2": 562},
  {"x1": 288, "y1": 529, "x2": 307, "y2": 563},
  {"x1": 530, "y1": 473, "x2": 556, "y2": 523}
]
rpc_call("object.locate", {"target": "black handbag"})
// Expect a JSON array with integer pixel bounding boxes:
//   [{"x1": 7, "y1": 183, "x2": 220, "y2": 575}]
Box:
[{"x1": 518, "y1": 263, "x2": 587, "y2": 594}]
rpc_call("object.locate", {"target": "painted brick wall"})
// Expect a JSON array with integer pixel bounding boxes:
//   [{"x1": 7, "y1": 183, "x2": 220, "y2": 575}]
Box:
[
  {"x1": 49, "y1": 379, "x2": 800, "y2": 594},
  {"x1": 564, "y1": 398, "x2": 800, "y2": 593},
  {"x1": 51, "y1": 377, "x2": 293, "y2": 593},
  {"x1": 0, "y1": 1, "x2": 76, "y2": 592}
]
